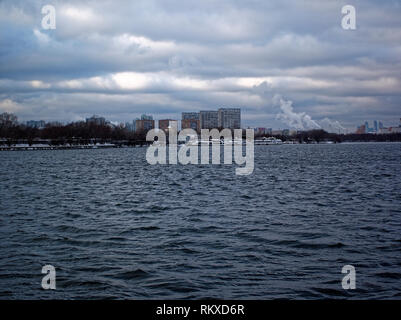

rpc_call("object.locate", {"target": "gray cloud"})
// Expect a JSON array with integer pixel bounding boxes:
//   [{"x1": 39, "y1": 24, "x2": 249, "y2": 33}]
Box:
[{"x1": 0, "y1": 0, "x2": 400, "y2": 130}]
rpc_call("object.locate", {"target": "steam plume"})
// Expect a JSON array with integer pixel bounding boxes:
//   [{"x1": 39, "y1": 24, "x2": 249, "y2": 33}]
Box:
[
  {"x1": 273, "y1": 94, "x2": 345, "y2": 133},
  {"x1": 274, "y1": 95, "x2": 321, "y2": 130}
]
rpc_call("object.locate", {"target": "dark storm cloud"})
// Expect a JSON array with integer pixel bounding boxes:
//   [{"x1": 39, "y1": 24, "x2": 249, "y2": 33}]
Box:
[{"x1": 0, "y1": 0, "x2": 400, "y2": 130}]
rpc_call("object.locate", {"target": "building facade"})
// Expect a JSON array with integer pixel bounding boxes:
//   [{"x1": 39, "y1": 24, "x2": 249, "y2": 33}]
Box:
[
  {"x1": 200, "y1": 111, "x2": 219, "y2": 129},
  {"x1": 182, "y1": 112, "x2": 199, "y2": 120},
  {"x1": 159, "y1": 119, "x2": 178, "y2": 133},
  {"x1": 254, "y1": 127, "x2": 269, "y2": 135},
  {"x1": 356, "y1": 125, "x2": 366, "y2": 134},
  {"x1": 218, "y1": 108, "x2": 241, "y2": 129},
  {"x1": 181, "y1": 112, "x2": 200, "y2": 132},
  {"x1": 135, "y1": 114, "x2": 155, "y2": 133},
  {"x1": 125, "y1": 122, "x2": 135, "y2": 132}
]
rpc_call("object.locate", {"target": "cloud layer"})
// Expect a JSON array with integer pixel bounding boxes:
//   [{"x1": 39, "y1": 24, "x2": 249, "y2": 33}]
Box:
[{"x1": 1, "y1": 0, "x2": 400, "y2": 130}]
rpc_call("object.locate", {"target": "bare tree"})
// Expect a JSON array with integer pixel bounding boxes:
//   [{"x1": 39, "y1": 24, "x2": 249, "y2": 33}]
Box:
[{"x1": 0, "y1": 112, "x2": 18, "y2": 127}]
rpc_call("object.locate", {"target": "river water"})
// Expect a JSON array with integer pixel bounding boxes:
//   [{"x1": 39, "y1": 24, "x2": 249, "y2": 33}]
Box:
[{"x1": 0, "y1": 143, "x2": 400, "y2": 299}]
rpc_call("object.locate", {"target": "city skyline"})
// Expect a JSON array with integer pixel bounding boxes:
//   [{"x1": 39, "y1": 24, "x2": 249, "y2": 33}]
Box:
[{"x1": 18, "y1": 111, "x2": 401, "y2": 135}]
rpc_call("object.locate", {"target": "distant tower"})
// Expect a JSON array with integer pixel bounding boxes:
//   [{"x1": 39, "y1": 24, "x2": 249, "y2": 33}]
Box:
[
  {"x1": 374, "y1": 120, "x2": 378, "y2": 133},
  {"x1": 364, "y1": 121, "x2": 369, "y2": 133}
]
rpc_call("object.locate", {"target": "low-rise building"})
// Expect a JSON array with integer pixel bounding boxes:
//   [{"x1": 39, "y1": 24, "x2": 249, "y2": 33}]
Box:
[
  {"x1": 86, "y1": 115, "x2": 106, "y2": 126},
  {"x1": 182, "y1": 112, "x2": 200, "y2": 132},
  {"x1": 272, "y1": 130, "x2": 283, "y2": 136},
  {"x1": 135, "y1": 114, "x2": 155, "y2": 133},
  {"x1": 26, "y1": 120, "x2": 46, "y2": 129},
  {"x1": 390, "y1": 127, "x2": 401, "y2": 133},
  {"x1": 356, "y1": 125, "x2": 366, "y2": 134},
  {"x1": 159, "y1": 119, "x2": 178, "y2": 134}
]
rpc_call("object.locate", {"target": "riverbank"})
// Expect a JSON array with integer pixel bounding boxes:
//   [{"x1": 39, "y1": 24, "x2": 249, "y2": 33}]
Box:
[{"x1": 0, "y1": 143, "x2": 149, "y2": 151}]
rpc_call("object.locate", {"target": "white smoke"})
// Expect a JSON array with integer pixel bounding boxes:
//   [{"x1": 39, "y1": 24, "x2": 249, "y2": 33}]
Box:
[
  {"x1": 273, "y1": 94, "x2": 345, "y2": 133},
  {"x1": 274, "y1": 95, "x2": 321, "y2": 130},
  {"x1": 319, "y1": 117, "x2": 346, "y2": 133}
]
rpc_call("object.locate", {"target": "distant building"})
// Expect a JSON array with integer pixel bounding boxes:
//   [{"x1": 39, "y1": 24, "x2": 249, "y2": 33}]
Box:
[
  {"x1": 254, "y1": 127, "x2": 274, "y2": 135},
  {"x1": 184, "y1": 108, "x2": 241, "y2": 130},
  {"x1": 218, "y1": 108, "x2": 241, "y2": 129},
  {"x1": 200, "y1": 111, "x2": 219, "y2": 129},
  {"x1": 355, "y1": 120, "x2": 401, "y2": 134},
  {"x1": 356, "y1": 125, "x2": 366, "y2": 134},
  {"x1": 357, "y1": 121, "x2": 380, "y2": 134},
  {"x1": 182, "y1": 119, "x2": 200, "y2": 132},
  {"x1": 159, "y1": 119, "x2": 178, "y2": 134},
  {"x1": 182, "y1": 112, "x2": 199, "y2": 120},
  {"x1": 181, "y1": 112, "x2": 200, "y2": 132},
  {"x1": 377, "y1": 120, "x2": 401, "y2": 134},
  {"x1": 26, "y1": 120, "x2": 46, "y2": 129},
  {"x1": 254, "y1": 127, "x2": 267, "y2": 135},
  {"x1": 86, "y1": 115, "x2": 106, "y2": 126},
  {"x1": 125, "y1": 122, "x2": 135, "y2": 132},
  {"x1": 135, "y1": 114, "x2": 154, "y2": 133},
  {"x1": 282, "y1": 129, "x2": 290, "y2": 136},
  {"x1": 364, "y1": 121, "x2": 370, "y2": 133},
  {"x1": 47, "y1": 121, "x2": 63, "y2": 127},
  {"x1": 132, "y1": 118, "x2": 139, "y2": 132},
  {"x1": 272, "y1": 130, "x2": 283, "y2": 136},
  {"x1": 140, "y1": 114, "x2": 153, "y2": 121}
]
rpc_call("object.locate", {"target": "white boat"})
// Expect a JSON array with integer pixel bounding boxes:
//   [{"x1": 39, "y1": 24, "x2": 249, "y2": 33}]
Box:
[{"x1": 254, "y1": 137, "x2": 283, "y2": 145}]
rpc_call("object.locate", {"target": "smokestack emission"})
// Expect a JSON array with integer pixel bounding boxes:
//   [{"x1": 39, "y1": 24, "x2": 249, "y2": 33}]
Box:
[{"x1": 274, "y1": 95, "x2": 321, "y2": 130}]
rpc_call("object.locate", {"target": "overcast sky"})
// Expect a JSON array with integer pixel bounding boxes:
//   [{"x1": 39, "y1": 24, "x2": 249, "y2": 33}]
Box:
[{"x1": 0, "y1": 0, "x2": 400, "y2": 131}]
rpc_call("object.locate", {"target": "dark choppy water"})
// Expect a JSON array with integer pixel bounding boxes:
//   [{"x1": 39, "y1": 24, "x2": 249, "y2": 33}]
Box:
[{"x1": 0, "y1": 143, "x2": 400, "y2": 299}]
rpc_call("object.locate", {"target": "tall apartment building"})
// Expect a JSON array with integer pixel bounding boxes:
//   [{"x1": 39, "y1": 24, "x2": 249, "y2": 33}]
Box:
[
  {"x1": 364, "y1": 121, "x2": 370, "y2": 133},
  {"x1": 182, "y1": 112, "x2": 199, "y2": 120},
  {"x1": 218, "y1": 108, "x2": 241, "y2": 129},
  {"x1": 135, "y1": 114, "x2": 155, "y2": 133},
  {"x1": 200, "y1": 111, "x2": 219, "y2": 129},
  {"x1": 181, "y1": 112, "x2": 200, "y2": 132}
]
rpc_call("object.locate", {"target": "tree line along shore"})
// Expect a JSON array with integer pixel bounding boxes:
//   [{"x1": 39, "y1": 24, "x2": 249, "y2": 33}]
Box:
[{"x1": 1, "y1": 114, "x2": 401, "y2": 149}]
